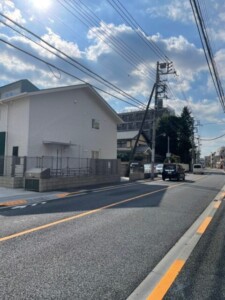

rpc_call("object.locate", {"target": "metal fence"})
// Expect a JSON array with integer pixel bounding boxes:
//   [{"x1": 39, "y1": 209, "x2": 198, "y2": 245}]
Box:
[{"x1": 0, "y1": 156, "x2": 120, "y2": 178}]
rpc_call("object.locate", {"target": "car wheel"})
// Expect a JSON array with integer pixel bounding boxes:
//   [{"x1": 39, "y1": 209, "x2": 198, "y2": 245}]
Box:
[
  {"x1": 177, "y1": 175, "x2": 180, "y2": 181},
  {"x1": 162, "y1": 176, "x2": 165, "y2": 181}
]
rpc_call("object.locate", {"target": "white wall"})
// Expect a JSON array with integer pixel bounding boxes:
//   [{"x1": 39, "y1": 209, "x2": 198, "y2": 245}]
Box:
[
  {"x1": 0, "y1": 104, "x2": 8, "y2": 132},
  {"x1": 28, "y1": 87, "x2": 118, "y2": 159},
  {"x1": 0, "y1": 98, "x2": 29, "y2": 156}
]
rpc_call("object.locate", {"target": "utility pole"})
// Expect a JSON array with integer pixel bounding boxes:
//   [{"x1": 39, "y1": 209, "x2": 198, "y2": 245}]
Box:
[
  {"x1": 151, "y1": 61, "x2": 175, "y2": 180},
  {"x1": 195, "y1": 120, "x2": 201, "y2": 163},
  {"x1": 150, "y1": 62, "x2": 159, "y2": 180},
  {"x1": 128, "y1": 83, "x2": 156, "y2": 175}
]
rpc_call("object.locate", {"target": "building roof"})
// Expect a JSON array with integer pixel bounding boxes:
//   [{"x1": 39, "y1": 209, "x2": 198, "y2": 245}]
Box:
[
  {"x1": 117, "y1": 131, "x2": 139, "y2": 140},
  {"x1": 0, "y1": 79, "x2": 39, "y2": 99},
  {"x1": 0, "y1": 81, "x2": 123, "y2": 124},
  {"x1": 135, "y1": 145, "x2": 151, "y2": 154}
]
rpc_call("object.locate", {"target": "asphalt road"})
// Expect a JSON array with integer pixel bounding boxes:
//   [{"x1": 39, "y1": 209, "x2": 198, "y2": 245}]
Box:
[
  {"x1": 1, "y1": 170, "x2": 225, "y2": 300},
  {"x1": 165, "y1": 178, "x2": 225, "y2": 299}
]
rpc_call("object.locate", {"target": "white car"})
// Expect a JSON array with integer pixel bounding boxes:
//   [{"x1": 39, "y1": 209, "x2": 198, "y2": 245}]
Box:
[
  {"x1": 156, "y1": 163, "x2": 164, "y2": 174},
  {"x1": 193, "y1": 164, "x2": 204, "y2": 174}
]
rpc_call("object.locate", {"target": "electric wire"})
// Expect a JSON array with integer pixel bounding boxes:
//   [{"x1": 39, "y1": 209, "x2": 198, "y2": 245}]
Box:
[
  {"x1": 57, "y1": 0, "x2": 155, "y2": 81},
  {"x1": 190, "y1": 0, "x2": 225, "y2": 111},
  {"x1": 0, "y1": 13, "x2": 147, "y2": 109},
  {"x1": 107, "y1": 0, "x2": 169, "y2": 63},
  {"x1": 70, "y1": 0, "x2": 156, "y2": 78},
  {"x1": 0, "y1": 38, "x2": 146, "y2": 109},
  {"x1": 201, "y1": 132, "x2": 225, "y2": 141}
]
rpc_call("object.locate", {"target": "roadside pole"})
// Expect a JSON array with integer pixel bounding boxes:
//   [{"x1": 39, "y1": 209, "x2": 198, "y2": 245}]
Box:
[
  {"x1": 151, "y1": 61, "x2": 175, "y2": 180},
  {"x1": 151, "y1": 62, "x2": 159, "y2": 180}
]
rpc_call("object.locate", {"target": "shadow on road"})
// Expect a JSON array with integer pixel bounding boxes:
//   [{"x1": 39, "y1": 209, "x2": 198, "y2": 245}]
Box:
[{"x1": 0, "y1": 181, "x2": 171, "y2": 217}]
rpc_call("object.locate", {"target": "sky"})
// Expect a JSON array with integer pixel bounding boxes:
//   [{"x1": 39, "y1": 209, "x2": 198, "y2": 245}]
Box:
[{"x1": 0, "y1": 0, "x2": 225, "y2": 157}]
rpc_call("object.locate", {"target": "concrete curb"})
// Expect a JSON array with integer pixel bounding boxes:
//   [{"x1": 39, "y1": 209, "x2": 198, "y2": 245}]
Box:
[
  {"x1": 0, "y1": 199, "x2": 28, "y2": 207},
  {"x1": 127, "y1": 185, "x2": 225, "y2": 300},
  {"x1": 0, "y1": 179, "x2": 158, "y2": 210}
]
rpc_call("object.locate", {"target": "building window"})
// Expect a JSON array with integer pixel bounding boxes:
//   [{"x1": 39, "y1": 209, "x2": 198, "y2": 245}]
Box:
[
  {"x1": 92, "y1": 151, "x2": 99, "y2": 159},
  {"x1": 127, "y1": 141, "x2": 131, "y2": 147},
  {"x1": 12, "y1": 146, "x2": 19, "y2": 157},
  {"x1": 92, "y1": 119, "x2": 100, "y2": 129}
]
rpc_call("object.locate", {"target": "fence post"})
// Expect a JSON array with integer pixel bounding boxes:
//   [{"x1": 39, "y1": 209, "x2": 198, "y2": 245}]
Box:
[
  {"x1": 23, "y1": 156, "x2": 27, "y2": 176},
  {"x1": 11, "y1": 156, "x2": 15, "y2": 177}
]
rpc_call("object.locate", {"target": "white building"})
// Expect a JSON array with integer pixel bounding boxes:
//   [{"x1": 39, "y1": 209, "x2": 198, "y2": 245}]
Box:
[{"x1": 0, "y1": 81, "x2": 122, "y2": 160}]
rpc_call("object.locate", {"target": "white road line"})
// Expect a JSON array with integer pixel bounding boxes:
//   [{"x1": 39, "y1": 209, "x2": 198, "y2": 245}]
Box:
[
  {"x1": 11, "y1": 205, "x2": 27, "y2": 209},
  {"x1": 127, "y1": 185, "x2": 225, "y2": 300}
]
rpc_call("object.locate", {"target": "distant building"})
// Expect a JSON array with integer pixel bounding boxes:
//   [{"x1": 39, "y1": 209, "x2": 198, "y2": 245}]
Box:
[
  {"x1": 117, "y1": 107, "x2": 175, "y2": 142},
  {"x1": 204, "y1": 147, "x2": 225, "y2": 168},
  {"x1": 117, "y1": 130, "x2": 150, "y2": 162},
  {"x1": 216, "y1": 147, "x2": 225, "y2": 168},
  {"x1": 117, "y1": 107, "x2": 174, "y2": 161},
  {"x1": 0, "y1": 79, "x2": 39, "y2": 99}
]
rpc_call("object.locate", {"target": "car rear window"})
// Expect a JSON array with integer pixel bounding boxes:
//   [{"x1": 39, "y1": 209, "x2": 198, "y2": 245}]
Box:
[
  {"x1": 164, "y1": 165, "x2": 176, "y2": 170},
  {"x1": 194, "y1": 165, "x2": 202, "y2": 168}
]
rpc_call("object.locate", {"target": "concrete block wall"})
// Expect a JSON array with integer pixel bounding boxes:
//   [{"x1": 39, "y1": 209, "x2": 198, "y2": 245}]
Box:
[
  {"x1": 0, "y1": 176, "x2": 23, "y2": 188},
  {"x1": 38, "y1": 174, "x2": 121, "y2": 192},
  {"x1": 129, "y1": 172, "x2": 145, "y2": 181}
]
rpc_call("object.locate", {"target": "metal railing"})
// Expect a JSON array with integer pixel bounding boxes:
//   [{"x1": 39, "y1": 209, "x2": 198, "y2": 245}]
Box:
[{"x1": 0, "y1": 156, "x2": 120, "y2": 178}]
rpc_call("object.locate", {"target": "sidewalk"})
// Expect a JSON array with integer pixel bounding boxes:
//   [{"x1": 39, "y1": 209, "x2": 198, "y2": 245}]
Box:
[
  {"x1": 0, "y1": 187, "x2": 73, "y2": 209},
  {"x1": 0, "y1": 176, "x2": 161, "y2": 210}
]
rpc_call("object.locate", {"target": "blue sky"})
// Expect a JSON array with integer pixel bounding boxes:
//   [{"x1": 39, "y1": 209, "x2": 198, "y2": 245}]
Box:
[{"x1": 0, "y1": 0, "x2": 225, "y2": 157}]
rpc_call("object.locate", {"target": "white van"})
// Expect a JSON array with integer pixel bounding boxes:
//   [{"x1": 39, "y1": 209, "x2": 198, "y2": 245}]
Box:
[{"x1": 193, "y1": 164, "x2": 204, "y2": 174}]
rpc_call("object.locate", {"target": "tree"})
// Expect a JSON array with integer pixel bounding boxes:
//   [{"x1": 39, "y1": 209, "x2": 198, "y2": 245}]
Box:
[
  {"x1": 155, "y1": 106, "x2": 195, "y2": 164},
  {"x1": 155, "y1": 115, "x2": 180, "y2": 159},
  {"x1": 178, "y1": 107, "x2": 194, "y2": 164}
]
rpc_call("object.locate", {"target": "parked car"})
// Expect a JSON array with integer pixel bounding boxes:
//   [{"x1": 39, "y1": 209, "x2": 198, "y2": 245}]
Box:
[
  {"x1": 130, "y1": 162, "x2": 143, "y2": 169},
  {"x1": 162, "y1": 163, "x2": 185, "y2": 181},
  {"x1": 129, "y1": 162, "x2": 144, "y2": 173},
  {"x1": 193, "y1": 164, "x2": 204, "y2": 174},
  {"x1": 143, "y1": 164, "x2": 158, "y2": 178},
  {"x1": 156, "y1": 163, "x2": 163, "y2": 174}
]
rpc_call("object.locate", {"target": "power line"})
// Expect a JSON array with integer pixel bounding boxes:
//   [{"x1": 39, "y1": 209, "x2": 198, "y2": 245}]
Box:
[
  {"x1": 0, "y1": 12, "x2": 147, "y2": 109},
  {"x1": 56, "y1": 0, "x2": 155, "y2": 81},
  {"x1": 190, "y1": 0, "x2": 225, "y2": 111},
  {"x1": 201, "y1": 132, "x2": 225, "y2": 141},
  {"x1": 73, "y1": 0, "x2": 156, "y2": 78},
  {"x1": 107, "y1": 0, "x2": 169, "y2": 63},
  {"x1": 0, "y1": 38, "x2": 147, "y2": 109}
]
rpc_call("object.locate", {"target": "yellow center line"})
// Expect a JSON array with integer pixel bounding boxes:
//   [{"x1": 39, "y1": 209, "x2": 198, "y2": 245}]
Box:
[
  {"x1": 146, "y1": 259, "x2": 185, "y2": 300},
  {"x1": 197, "y1": 216, "x2": 212, "y2": 234},
  {"x1": 0, "y1": 184, "x2": 182, "y2": 243}
]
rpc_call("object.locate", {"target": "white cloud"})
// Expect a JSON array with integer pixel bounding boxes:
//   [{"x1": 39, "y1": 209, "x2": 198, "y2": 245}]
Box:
[
  {"x1": 0, "y1": 50, "x2": 36, "y2": 73},
  {"x1": 146, "y1": 0, "x2": 193, "y2": 23},
  {"x1": 164, "y1": 96, "x2": 221, "y2": 122},
  {"x1": 0, "y1": 0, "x2": 26, "y2": 24},
  {"x1": 41, "y1": 28, "x2": 82, "y2": 59},
  {"x1": 0, "y1": 19, "x2": 211, "y2": 116},
  {"x1": 0, "y1": 3, "x2": 222, "y2": 123},
  {"x1": 215, "y1": 49, "x2": 225, "y2": 78}
]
